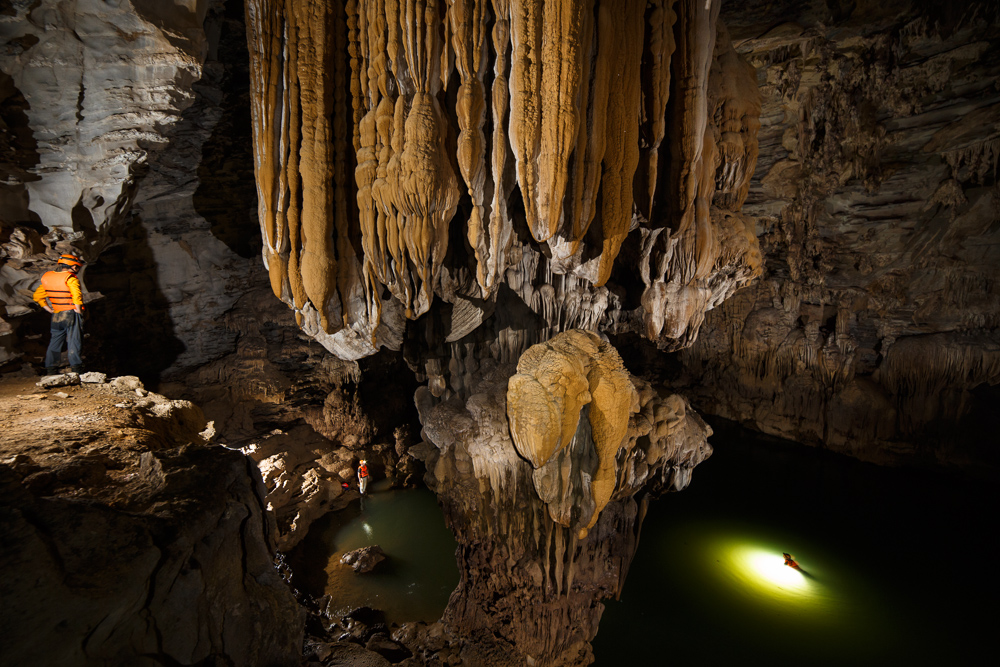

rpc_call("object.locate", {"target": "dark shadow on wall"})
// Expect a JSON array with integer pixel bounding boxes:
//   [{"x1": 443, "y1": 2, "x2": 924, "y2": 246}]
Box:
[
  {"x1": 0, "y1": 70, "x2": 43, "y2": 232},
  {"x1": 192, "y1": 0, "x2": 259, "y2": 260},
  {"x1": 83, "y1": 217, "x2": 185, "y2": 385}
]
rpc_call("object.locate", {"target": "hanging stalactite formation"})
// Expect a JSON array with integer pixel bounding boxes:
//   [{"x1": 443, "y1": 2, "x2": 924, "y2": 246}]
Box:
[{"x1": 245, "y1": 0, "x2": 762, "y2": 361}]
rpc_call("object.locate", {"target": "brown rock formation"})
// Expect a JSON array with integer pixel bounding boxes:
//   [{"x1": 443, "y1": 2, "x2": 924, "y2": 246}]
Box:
[
  {"x1": 240, "y1": 5, "x2": 763, "y2": 660},
  {"x1": 0, "y1": 374, "x2": 303, "y2": 666},
  {"x1": 413, "y1": 331, "x2": 712, "y2": 665},
  {"x1": 507, "y1": 330, "x2": 639, "y2": 537},
  {"x1": 244, "y1": 0, "x2": 763, "y2": 360},
  {"x1": 669, "y1": 1, "x2": 1000, "y2": 470}
]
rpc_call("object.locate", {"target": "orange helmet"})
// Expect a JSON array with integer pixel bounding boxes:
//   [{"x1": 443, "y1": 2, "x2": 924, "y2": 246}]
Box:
[{"x1": 57, "y1": 254, "x2": 83, "y2": 269}]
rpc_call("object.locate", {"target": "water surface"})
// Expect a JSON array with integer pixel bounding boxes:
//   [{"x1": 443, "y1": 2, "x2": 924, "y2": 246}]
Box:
[
  {"x1": 288, "y1": 484, "x2": 458, "y2": 625},
  {"x1": 593, "y1": 423, "x2": 997, "y2": 665}
]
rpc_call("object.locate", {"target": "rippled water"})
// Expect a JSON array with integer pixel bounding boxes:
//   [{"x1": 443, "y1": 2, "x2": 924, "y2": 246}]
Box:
[
  {"x1": 287, "y1": 483, "x2": 458, "y2": 625},
  {"x1": 593, "y1": 423, "x2": 997, "y2": 665}
]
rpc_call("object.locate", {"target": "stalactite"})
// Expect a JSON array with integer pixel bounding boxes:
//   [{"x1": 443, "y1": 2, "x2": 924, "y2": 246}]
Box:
[
  {"x1": 355, "y1": 0, "x2": 383, "y2": 329},
  {"x1": 668, "y1": 0, "x2": 720, "y2": 284},
  {"x1": 245, "y1": 0, "x2": 289, "y2": 302},
  {"x1": 247, "y1": 0, "x2": 763, "y2": 355},
  {"x1": 482, "y1": 0, "x2": 515, "y2": 296},
  {"x1": 638, "y1": 0, "x2": 678, "y2": 219},
  {"x1": 711, "y1": 24, "x2": 762, "y2": 211},
  {"x1": 507, "y1": 0, "x2": 543, "y2": 240},
  {"x1": 595, "y1": 0, "x2": 644, "y2": 286},
  {"x1": 551, "y1": 0, "x2": 600, "y2": 270},
  {"x1": 388, "y1": 0, "x2": 460, "y2": 318},
  {"x1": 289, "y1": 0, "x2": 338, "y2": 333},
  {"x1": 536, "y1": 0, "x2": 591, "y2": 244},
  {"x1": 333, "y1": 0, "x2": 358, "y2": 330},
  {"x1": 449, "y1": 0, "x2": 490, "y2": 295}
]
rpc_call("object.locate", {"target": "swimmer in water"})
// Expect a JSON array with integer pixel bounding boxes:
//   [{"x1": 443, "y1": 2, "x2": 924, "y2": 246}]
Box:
[{"x1": 783, "y1": 552, "x2": 800, "y2": 569}]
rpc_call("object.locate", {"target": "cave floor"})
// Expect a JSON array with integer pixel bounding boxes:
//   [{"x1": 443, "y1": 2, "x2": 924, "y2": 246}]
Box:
[{"x1": 0, "y1": 373, "x2": 176, "y2": 506}]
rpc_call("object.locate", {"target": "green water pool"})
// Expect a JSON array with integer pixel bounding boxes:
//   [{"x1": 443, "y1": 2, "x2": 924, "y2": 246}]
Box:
[{"x1": 287, "y1": 483, "x2": 458, "y2": 625}]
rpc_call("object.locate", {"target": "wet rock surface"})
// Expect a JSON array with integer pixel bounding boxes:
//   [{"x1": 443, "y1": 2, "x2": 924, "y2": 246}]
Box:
[{"x1": 341, "y1": 545, "x2": 388, "y2": 574}]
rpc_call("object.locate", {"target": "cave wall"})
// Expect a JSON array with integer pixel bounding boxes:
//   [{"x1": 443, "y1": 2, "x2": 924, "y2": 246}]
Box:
[
  {"x1": 670, "y1": 0, "x2": 1000, "y2": 470},
  {"x1": 1, "y1": 0, "x2": 212, "y2": 351}
]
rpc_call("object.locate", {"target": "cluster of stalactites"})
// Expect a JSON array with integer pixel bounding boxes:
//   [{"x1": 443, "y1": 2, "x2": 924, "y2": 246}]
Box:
[{"x1": 246, "y1": 0, "x2": 762, "y2": 354}]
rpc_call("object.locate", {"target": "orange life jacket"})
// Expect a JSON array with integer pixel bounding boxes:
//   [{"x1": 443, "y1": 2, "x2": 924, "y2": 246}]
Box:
[
  {"x1": 41, "y1": 270, "x2": 79, "y2": 312},
  {"x1": 358, "y1": 464, "x2": 369, "y2": 478}
]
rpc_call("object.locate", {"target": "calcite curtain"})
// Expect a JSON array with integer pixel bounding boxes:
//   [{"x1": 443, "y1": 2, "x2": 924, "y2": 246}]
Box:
[{"x1": 245, "y1": 0, "x2": 762, "y2": 360}]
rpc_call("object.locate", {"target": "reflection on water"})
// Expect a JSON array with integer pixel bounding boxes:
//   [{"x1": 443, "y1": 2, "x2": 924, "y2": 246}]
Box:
[
  {"x1": 594, "y1": 423, "x2": 996, "y2": 665},
  {"x1": 287, "y1": 484, "x2": 458, "y2": 625},
  {"x1": 286, "y1": 430, "x2": 994, "y2": 662}
]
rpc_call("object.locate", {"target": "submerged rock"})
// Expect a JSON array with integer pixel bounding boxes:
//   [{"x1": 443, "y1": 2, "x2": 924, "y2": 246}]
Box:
[{"x1": 341, "y1": 545, "x2": 388, "y2": 574}]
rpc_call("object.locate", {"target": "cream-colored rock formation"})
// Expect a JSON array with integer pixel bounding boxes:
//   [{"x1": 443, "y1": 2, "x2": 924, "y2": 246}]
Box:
[
  {"x1": 245, "y1": 0, "x2": 763, "y2": 361},
  {"x1": 415, "y1": 331, "x2": 712, "y2": 665},
  {"x1": 507, "y1": 330, "x2": 638, "y2": 537}
]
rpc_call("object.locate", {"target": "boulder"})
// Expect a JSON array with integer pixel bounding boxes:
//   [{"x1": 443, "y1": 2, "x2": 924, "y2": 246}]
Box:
[{"x1": 340, "y1": 546, "x2": 388, "y2": 574}]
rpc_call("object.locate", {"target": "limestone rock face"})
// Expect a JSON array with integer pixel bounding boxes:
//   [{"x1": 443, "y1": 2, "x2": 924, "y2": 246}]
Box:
[
  {"x1": 1, "y1": 0, "x2": 264, "y2": 385},
  {"x1": 243, "y1": 425, "x2": 354, "y2": 552},
  {"x1": 244, "y1": 0, "x2": 763, "y2": 361},
  {"x1": 0, "y1": 375, "x2": 304, "y2": 667},
  {"x1": 413, "y1": 332, "x2": 712, "y2": 665},
  {"x1": 668, "y1": 1, "x2": 1000, "y2": 469},
  {"x1": 0, "y1": 0, "x2": 218, "y2": 365}
]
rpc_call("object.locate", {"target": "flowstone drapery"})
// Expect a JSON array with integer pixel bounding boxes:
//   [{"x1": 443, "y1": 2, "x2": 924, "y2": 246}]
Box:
[
  {"x1": 244, "y1": 1, "x2": 761, "y2": 664},
  {"x1": 414, "y1": 330, "x2": 712, "y2": 665},
  {"x1": 245, "y1": 0, "x2": 762, "y2": 361}
]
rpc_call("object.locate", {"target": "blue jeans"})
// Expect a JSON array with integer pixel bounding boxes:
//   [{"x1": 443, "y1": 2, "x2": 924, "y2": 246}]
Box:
[{"x1": 45, "y1": 310, "x2": 82, "y2": 369}]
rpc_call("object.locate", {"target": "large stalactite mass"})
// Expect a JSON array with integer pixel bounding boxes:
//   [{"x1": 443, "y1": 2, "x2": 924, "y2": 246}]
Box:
[
  {"x1": 244, "y1": 0, "x2": 762, "y2": 663},
  {"x1": 245, "y1": 0, "x2": 762, "y2": 361}
]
